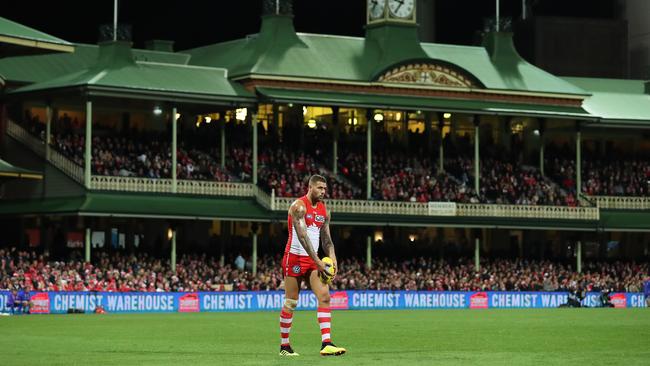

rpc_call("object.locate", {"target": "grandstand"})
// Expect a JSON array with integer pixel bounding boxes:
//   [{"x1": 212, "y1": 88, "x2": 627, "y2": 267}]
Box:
[{"x1": 0, "y1": 0, "x2": 648, "y2": 308}]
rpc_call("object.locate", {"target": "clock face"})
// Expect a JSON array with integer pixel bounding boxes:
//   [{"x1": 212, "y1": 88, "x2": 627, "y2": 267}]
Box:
[
  {"x1": 368, "y1": 0, "x2": 387, "y2": 20},
  {"x1": 388, "y1": 0, "x2": 415, "y2": 19}
]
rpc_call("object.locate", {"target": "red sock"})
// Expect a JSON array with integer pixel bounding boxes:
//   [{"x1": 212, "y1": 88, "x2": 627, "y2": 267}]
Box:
[
  {"x1": 317, "y1": 307, "x2": 331, "y2": 343},
  {"x1": 280, "y1": 309, "x2": 293, "y2": 346}
]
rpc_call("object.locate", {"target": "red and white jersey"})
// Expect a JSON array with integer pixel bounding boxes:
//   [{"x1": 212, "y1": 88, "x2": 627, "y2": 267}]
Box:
[{"x1": 285, "y1": 195, "x2": 327, "y2": 256}]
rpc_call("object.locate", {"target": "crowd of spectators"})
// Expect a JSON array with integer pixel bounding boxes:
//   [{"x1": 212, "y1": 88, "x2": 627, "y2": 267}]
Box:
[
  {"x1": 545, "y1": 156, "x2": 650, "y2": 198},
  {"x1": 0, "y1": 249, "x2": 276, "y2": 293},
  {"x1": 371, "y1": 152, "x2": 477, "y2": 202},
  {"x1": 16, "y1": 116, "x2": 650, "y2": 202},
  {"x1": 2, "y1": 248, "x2": 646, "y2": 294},
  {"x1": 258, "y1": 147, "x2": 361, "y2": 199},
  {"x1": 339, "y1": 149, "x2": 571, "y2": 205},
  {"x1": 333, "y1": 257, "x2": 646, "y2": 293},
  {"x1": 476, "y1": 158, "x2": 573, "y2": 206},
  {"x1": 581, "y1": 159, "x2": 650, "y2": 196},
  {"x1": 51, "y1": 133, "x2": 235, "y2": 181},
  {"x1": 45, "y1": 130, "x2": 580, "y2": 205},
  {"x1": 545, "y1": 145, "x2": 650, "y2": 197},
  {"x1": 23, "y1": 116, "x2": 356, "y2": 195}
]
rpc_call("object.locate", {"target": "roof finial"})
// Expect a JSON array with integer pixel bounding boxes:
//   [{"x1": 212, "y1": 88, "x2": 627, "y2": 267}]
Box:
[
  {"x1": 495, "y1": 0, "x2": 500, "y2": 32},
  {"x1": 262, "y1": 0, "x2": 293, "y2": 16}
]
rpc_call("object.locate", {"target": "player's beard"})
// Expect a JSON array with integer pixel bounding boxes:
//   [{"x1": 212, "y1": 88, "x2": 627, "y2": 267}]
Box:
[{"x1": 311, "y1": 192, "x2": 323, "y2": 203}]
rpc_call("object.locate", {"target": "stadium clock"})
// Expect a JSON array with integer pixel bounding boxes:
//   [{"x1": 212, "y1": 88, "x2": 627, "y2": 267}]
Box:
[
  {"x1": 388, "y1": 0, "x2": 415, "y2": 20},
  {"x1": 368, "y1": 0, "x2": 387, "y2": 20}
]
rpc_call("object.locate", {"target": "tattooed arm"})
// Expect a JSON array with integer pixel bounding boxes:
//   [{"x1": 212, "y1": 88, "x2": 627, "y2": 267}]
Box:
[{"x1": 320, "y1": 208, "x2": 337, "y2": 274}]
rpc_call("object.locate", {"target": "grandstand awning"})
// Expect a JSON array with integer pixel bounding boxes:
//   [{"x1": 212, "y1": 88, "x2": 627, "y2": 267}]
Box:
[
  {"x1": 0, "y1": 193, "x2": 269, "y2": 221},
  {"x1": 257, "y1": 87, "x2": 591, "y2": 119},
  {"x1": 8, "y1": 41, "x2": 256, "y2": 106},
  {"x1": 0, "y1": 16, "x2": 74, "y2": 56},
  {"x1": 561, "y1": 77, "x2": 650, "y2": 127},
  {"x1": 0, "y1": 159, "x2": 42, "y2": 180}
]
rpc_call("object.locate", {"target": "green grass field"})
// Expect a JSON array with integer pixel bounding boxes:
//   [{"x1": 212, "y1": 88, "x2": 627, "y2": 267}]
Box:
[{"x1": 2, "y1": 309, "x2": 650, "y2": 365}]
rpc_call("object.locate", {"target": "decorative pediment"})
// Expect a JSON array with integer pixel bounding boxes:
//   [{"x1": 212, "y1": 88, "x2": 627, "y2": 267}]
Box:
[{"x1": 377, "y1": 61, "x2": 482, "y2": 88}]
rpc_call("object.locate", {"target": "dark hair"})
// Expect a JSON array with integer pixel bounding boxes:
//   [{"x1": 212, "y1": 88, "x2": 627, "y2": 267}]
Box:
[{"x1": 309, "y1": 174, "x2": 327, "y2": 186}]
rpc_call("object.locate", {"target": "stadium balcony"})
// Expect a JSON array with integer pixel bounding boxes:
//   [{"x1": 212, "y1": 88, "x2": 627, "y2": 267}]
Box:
[
  {"x1": 8, "y1": 108, "x2": 649, "y2": 223},
  {"x1": 6, "y1": 117, "x2": 604, "y2": 224}
]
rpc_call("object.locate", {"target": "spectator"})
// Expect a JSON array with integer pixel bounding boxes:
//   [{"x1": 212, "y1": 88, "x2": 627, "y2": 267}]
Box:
[{"x1": 235, "y1": 254, "x2": 245, "y2": 271}]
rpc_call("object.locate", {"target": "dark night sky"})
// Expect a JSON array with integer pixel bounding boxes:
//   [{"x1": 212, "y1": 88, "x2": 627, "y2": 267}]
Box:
[{"x1": 2, "y1": 0, "x2": 618, "y2": 51}]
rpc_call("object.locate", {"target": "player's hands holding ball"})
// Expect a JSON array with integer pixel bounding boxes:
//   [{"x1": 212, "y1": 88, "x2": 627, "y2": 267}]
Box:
[{"x1": 318, "y1": 257, "x2": 336, "y2": 284}]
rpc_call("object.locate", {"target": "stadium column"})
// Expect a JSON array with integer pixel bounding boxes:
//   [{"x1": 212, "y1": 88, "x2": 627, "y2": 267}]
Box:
[
  {"x1": 220, "y1": 115, "x2": 226, "y2": 169},
  {"x1": 85, "y1": 227, "x2": 91, "y2": 263},
  {"x1": 577, "y1": 240, "x2": 582, "y2": 273},
  {"x1": 539, "y1": 118, "x2": 546, "y2": 176},
  {"x1": 401, "y1": 110, "x2": 408, "y2": 147},
  {"x1": 172, "y1": 106, "x2": 177, "y2": 193},
  {"x1": 171, "y1": 228, "x2": 177, "y2": 272},
  {"x1": 366, "y1": 236, "x2": 372, "y2": 270},
  {"x1": 252, "y1": 107, "x2": 258, "y2": 185},
  {"x1": 299, "y1": 105, "x2": 305, "y2": 149},
  {"x1": 575, "y1": 122, "x2": 581, "y2": 196},
  {"x1": 252, "y1": 223, "x2": 258, "y2": 276},
  {"x1": 425, "y1": 111, "x2": 432, "y2": 153},
  {"x1": 437, "y1": 113, "x2": 445, "y2": 173},
  {"x1": 45, "y1": 104, "x2": 52, "y2": 161},
  {"x1": 475, "y1": 237, "x2": 480, "y2": 272},
  {"x1": 366, "y1": 109, "x2": 373, "y2": 199},
  {"x1": 84, "y1": 100, "x2": 92, "y2": 189},
  {"x1": 473, "y1": 115, "x2": 480, "y2": 194},
  {"x1": 332, "y1": 106, "x2": 339, "y2": 175}
]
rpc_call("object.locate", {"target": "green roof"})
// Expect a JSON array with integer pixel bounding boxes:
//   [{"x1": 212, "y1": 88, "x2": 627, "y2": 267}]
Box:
[
  {"x1": 186, "y1": 17, "x2": 586, "y2": 96},
  {"x1": 186, "y1": 17, "x2": 369, "y2": 82},
  {"x1": 0, "y1": 42, "x2": 190, "y2": 84},
  {"x1": 0, "y1": 158, "x2": 42, "y2": 180},
  {"x1": 257, "y1": 87, "x2": 590, "y2": 119},
  {"x1": 563, "y1": 77, "x2": 650, "y2": 125},
  {"x1": 0, "y1": 16, "x2": 74, "y2": 54},
  {"x1": 479, "y1": 32, "x2": 586, "y2": 95},
  {"x1": 9, "y1": 41, "x2": 255, "y2": 105}
]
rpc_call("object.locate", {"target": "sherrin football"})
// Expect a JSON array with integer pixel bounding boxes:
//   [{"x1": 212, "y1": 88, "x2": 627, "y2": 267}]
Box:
[{"x1": 319, "y1": 256, "x2": 336, "y2": 284}]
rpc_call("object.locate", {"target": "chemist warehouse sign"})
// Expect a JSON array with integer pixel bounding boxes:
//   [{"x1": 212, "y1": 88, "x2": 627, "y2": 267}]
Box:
[{"x1": 0, "y1": 291, "x2": 646, "y2": 314}]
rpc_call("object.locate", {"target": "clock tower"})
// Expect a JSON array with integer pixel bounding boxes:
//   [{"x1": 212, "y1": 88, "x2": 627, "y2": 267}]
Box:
[
  {"x1": 364, "y1": 0, "x2": 426, "y2": 77},
  {"x1": 367, "y1": 0, "x2": 417, "y2": 25}
]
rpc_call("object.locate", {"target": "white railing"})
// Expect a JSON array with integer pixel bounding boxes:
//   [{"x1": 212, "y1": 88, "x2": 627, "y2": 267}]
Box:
[
  {"x1": 589, "y1": 196, "x2": 650, "y2": 210},
  {"x1": 8, "y1": 119, "x2": 84, "y2": 183},
  {"x1": 254, "y1": 185, "x2": 273, "y2": 209},
  {"x1": 271, "y1": 195, "x2": 599, "y2": 220},
  {"x1": 177, "y1": 180, "x2": 253, "y2": 197},
  {"x1": 7, "y1": 120, "x2": 45, "y2": 157},
  {"x1": 91, "y1": 175, "x2": 255, "y2": 196},
  {"x1": 49, "y1": 149, "x2": 83, "y2": 184},
  {"x1": 91, "y1": 176, "x2": 173, "y2": 193},
  {"x1": 273, "y1": 197, "x2": 435, "y2": 216},
  {"x1": 456, "y1": 203, "x2": 599, "y2": 220}
]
